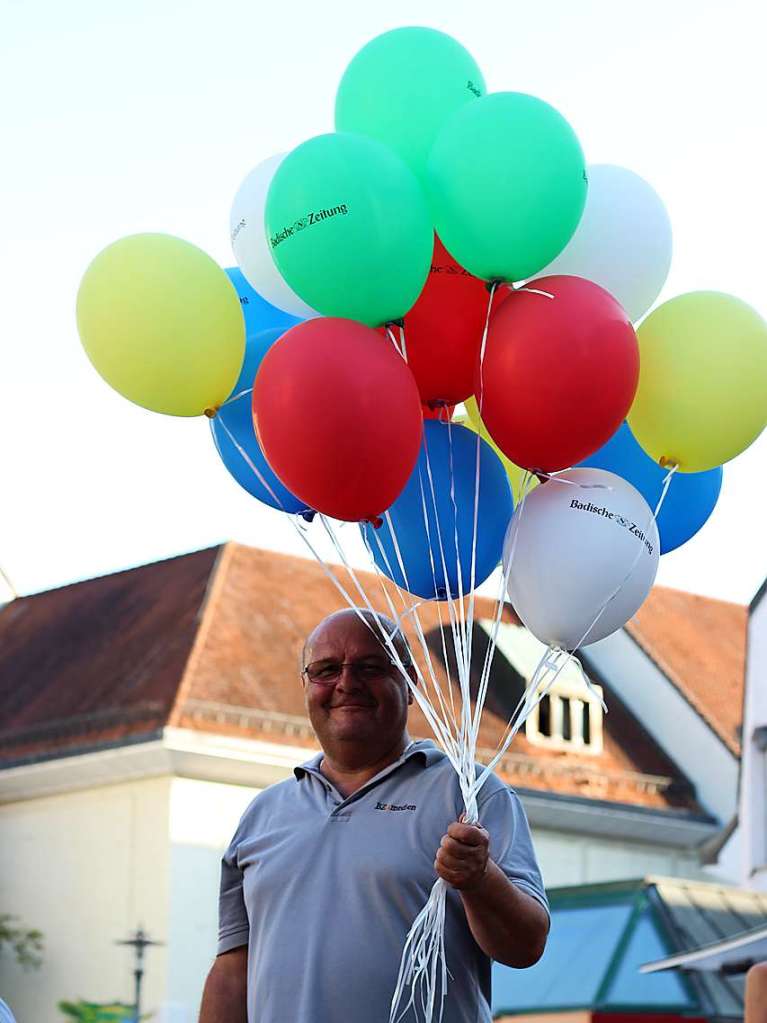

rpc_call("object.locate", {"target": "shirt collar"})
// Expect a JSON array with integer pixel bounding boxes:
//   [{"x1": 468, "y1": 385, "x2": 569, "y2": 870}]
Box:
[{"x1": 293, "y1": 739, "x2": 442, "y2": 780}]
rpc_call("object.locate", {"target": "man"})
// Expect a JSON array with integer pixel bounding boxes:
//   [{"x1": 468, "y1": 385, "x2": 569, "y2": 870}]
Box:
[
  {"x1": 747, "y1": 962, "x2": 767, "y2": 1023},
  {"x1": 199, "y1": 608, "x2": 549, "y2": 1023}
]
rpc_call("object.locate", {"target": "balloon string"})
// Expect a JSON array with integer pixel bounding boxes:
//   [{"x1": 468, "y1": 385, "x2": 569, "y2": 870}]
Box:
[
  {"x1": 413, "y1": 467, "x2": 460, "y2": 729},
  {"x1": 421, "y1": 428, "x2": 474, "y2": 775},
  {"x1": 421, "y1": 427, "x2": 468, "y2": 685},
  {"x1": 473, "y1": 645, "x2": 576, "y2": 795},
  {"x1": 533, "y1": 471, "x2": 611, "y2": 490},
  {"x1": 385, "y1": 324, "x2": 408, "y2": 361},
  {"x1": 221, "y1": 386, "x2": 253, "y2": 407},
  {"x1": 367, "y1": 507, "x2": 463, "y2": 753},
  {"x1": 216, "y1": 400, "x2": 471, "y2": 772},
  {"x1": 313, "y1": 517, "x2": 461, "y2": 764},
  {"x1": 511, "y1": 284, "x2": 555, "y2": 299},
  {"x1": 213, "y1": 414, "x2": 286, "y2": 510},
  {"x1": 476, "y1": 281, "x2": 499, "y2": 418},
  {"x1": 362, "y1": 525, "x2": 462, "y2": 761},
  {"x1": 382, "y1": 497, "x2": 463, "y2": 744},
  {"x1": 469, "y1": 470, "x2": 536, "y2": 755}
]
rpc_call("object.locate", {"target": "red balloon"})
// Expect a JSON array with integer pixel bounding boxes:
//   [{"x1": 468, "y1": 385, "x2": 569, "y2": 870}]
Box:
[
  {"x1": 478, "y1": 276, "x2": 639, "y2": 472},
  {"x1": 253, "y1": 318, "x2": 423, "y2": 522},
  {"x1": 401, "y1": 236, "x2": 503, "y2": 405}
]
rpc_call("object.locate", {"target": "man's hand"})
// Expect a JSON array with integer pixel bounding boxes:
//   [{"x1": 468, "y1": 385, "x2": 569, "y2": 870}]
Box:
[
  {"x1": 434, "y1": 819, "x2": 549, "y2": 967},
  {"x1": 434, "y1": 821, "x2": 490, "y2": 891}
]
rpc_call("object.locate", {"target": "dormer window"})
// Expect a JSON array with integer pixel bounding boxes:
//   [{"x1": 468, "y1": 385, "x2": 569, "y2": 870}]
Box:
[
  {"x1": 526, "y1": 676, "x2": 604, "y2": 754},
  {"x1": 484, "y1": 620, "x2": 604, "y2": 755}
]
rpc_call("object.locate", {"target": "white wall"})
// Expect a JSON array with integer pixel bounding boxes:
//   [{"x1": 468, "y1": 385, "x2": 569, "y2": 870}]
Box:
[
  {"x1": 531, "y1": 826, "x2": 707, "y2": 888},
  {"x1": 165, "y1": 778, "x2": 262, "y2": 1023},
  {"x1": 739, "y1": 594, "x2": 767, "y2": 887},
  {"x1": 0, "y1": 776, "x2": 171, "y2": 1023}
]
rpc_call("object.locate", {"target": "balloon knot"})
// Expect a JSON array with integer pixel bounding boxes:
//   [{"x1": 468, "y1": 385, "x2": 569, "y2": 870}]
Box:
[
  {"x1": 427, "y1": 399, "x2": 448, "y2": 410},
  {"x1": 203, "y1": 406, "x2": 218, "y2": 419},
  {"x1": 301, "y1": 510, "x2": 316, "y2": 524},
  {"x1": 659, "y1": 455, "x2": 679, "y2": 469},
  {"x1": 385, "y1": 318, "x2": 405, "y2": 329},
  {"x1": 368, "y1": 516, "x2": 384, "y2": 529},
  {"x1": 485, "y1": 278, "x2": 505, "y2": 293}
]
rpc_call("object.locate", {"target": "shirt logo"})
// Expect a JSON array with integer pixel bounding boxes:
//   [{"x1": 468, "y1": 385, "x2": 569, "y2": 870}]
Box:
[{"x1": 375, "y1": 801, "x2": 416, "y2": 812}]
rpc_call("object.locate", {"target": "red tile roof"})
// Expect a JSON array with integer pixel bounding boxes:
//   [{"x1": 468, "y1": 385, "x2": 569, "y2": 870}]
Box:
[
  {"x1": 0, "y1": 543, "x2": 744, "y2": 814},
  {"x1": 626, "y1": 587, "x2": 748, "y2": 754},
  {"x1": 0, "y1": 547, "x2": 220, "y2": 759}
]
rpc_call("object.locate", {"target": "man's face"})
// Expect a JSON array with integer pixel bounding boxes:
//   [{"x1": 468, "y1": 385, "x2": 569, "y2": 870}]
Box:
[{"x1": 302, "y1": 613, "x2": 413, "y2": 756}]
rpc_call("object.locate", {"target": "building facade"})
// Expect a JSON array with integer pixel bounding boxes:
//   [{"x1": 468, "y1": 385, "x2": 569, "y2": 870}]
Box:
[{"x1": 0, "y1": 544, "x2": 751, "y2": 1022}]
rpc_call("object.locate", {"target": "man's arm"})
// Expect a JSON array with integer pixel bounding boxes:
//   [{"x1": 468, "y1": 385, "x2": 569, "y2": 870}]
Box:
[
  {"x1": 435, "y1": 822, "x2": 549, "y2": 968},
  {"x1": 746, "y1": 962, "x2": 767, "y2": 1023},
  {"x1": 199, "y1": 946, "x2": 248, "y2": 1023}
]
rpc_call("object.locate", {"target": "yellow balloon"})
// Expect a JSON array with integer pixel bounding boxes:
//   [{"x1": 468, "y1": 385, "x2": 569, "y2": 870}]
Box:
[
  {"x1": 628, "y1": 291, "x2": 767, "y2": 472},
  {"x1": 462, "y1": 397, "x2": 538, "y2": 503},
  {"x1": 77, "y1": 234, "x2": 245, "y2": 417}
]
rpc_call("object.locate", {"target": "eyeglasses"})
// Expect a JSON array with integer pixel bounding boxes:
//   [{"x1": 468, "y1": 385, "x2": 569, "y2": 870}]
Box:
[{"x1": 302, "y1": 657, "x2": 403, "y2": 686}]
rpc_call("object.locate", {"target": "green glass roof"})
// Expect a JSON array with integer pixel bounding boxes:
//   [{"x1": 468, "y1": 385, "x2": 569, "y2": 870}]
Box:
[{"x1": 492, "y1": 886, "x2": 697, "y2": 1017}]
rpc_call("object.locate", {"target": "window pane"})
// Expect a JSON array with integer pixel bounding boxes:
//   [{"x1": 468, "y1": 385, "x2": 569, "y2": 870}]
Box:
[
  {"x1": 538, "y1": 694, "x2": 551, "y2": 736},
  {"x1": 604, "y1": 914, "x2": 694, "y2": 1008},
  {"x1": 583, "y1": 703, "x2": 591, "y2": 745},
  {"x1": 493, "y1": 902, "x2": 635, "y2": 1014},
  {"x1": 562, "y1": 697, "x2": 572, "y2": 741}
]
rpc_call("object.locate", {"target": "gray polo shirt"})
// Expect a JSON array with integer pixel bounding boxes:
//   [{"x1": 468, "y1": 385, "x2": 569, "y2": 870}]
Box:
[{"x1": 218, "y1": 739, "x2": 548, "y2": 1023}]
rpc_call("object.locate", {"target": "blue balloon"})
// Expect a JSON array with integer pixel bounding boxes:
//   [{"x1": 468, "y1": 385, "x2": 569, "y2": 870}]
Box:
[
  {"x1": 578, "y1": 422, "x2": 722, "y2": 554},
  {"x1": 227, "y1": 326, "x2": 285, "y2": 399},
  {"x1": 362, "y1": 421, "x2": 513, "y2": 600},
  {"x1": 211, "y1": 328, "x2": 311, "y2": 516},
  {"x1": 225, "y1": 267, "x2": 302, "y2": 338}
]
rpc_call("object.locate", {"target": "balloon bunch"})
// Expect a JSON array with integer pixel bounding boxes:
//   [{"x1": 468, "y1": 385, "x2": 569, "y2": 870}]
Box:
[{"x1": 76, "y1": 25, "x2": 767, "y2": 1023}]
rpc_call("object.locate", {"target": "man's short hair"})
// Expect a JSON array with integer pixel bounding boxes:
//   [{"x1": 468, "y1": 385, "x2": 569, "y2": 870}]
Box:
[{"x1": 302, "y1": 608, "x2": 413, "y2": 671}]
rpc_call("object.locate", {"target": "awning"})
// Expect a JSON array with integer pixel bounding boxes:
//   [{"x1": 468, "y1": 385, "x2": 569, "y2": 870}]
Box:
[{"x1": 641, "y1": 925, "x2": 767, "y2": 975}]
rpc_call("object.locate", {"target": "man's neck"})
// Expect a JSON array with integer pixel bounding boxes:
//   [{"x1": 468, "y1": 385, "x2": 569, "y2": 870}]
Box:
[{"x1": 320, "y1": 734, "x2": 413, "y2": 798}]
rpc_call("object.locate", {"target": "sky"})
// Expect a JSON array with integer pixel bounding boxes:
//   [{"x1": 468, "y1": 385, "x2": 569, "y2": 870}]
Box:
[{"x1": 1, "y1": 0, "x2": 765, "y2": 605}]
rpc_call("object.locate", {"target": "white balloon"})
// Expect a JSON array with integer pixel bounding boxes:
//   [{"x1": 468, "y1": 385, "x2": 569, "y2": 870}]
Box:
[
  {"x1": 230, "y1": 155, "x2": 319, "y2": 319},
  {"x1": 538, "y1": 164, "x2": 672, "y2": 322},
  {"x1": 504, "y1": 468, "x2": 659, "y2": 649}
]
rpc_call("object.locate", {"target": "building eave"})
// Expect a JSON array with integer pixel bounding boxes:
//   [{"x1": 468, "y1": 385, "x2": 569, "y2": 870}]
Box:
[
  {"x1": 0, "y1": 729, "x2": 718, "y2": 851},
  {"x1": 517, "y1": 787, "x2": 719, "y2": 850},
  {"x1": 0, "y1": 728, "x2": 318, "y2": 804}
]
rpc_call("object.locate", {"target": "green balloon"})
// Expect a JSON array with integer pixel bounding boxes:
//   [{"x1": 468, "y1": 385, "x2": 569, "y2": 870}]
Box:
[
  {"x1": 335, "y1": 27, "x2": 485, "y2": 185},
  {"x1": 265, "y1": 133, "x2": 432, "y2": 327},
  {"x1": 426, "y1": 92, "x2": 588, "y2": 282}
]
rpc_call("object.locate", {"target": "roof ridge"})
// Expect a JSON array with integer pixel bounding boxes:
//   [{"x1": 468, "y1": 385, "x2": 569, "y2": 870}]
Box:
[{"x1": 167, "y1": 543, "x2": 236, "y2": 728}]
